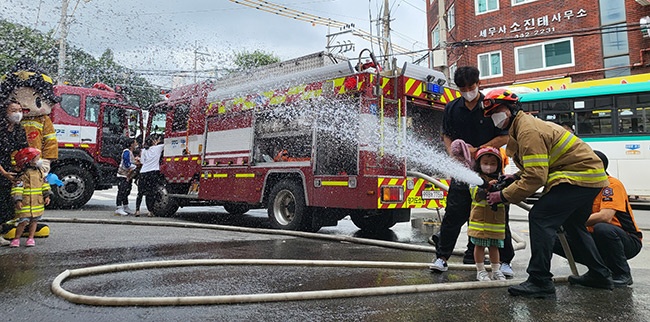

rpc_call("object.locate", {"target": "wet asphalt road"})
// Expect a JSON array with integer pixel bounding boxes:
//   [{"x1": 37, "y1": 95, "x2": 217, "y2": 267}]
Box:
[{"x1": 1, "y1": 189, "x2": 650, "y2": 322}]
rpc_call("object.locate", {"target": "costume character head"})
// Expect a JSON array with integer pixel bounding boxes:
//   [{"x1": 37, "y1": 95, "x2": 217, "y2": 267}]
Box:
[{"x1": 0, "y1": 57, "x2": 60, "y2": 117}]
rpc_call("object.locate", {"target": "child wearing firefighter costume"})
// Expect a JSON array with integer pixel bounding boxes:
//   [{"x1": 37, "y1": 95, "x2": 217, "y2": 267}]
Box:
[
  {"x1": 0, "y1": 57, "x2": 60, "y2": 175},
  {"x1": 9, "y1": 147, "x2": 51, "y2": 247},
  {"x1": 481, "y1": 88, "x2": 612, "y2": 298},
  {"x1": 469, "y1": 147, "x2": 507, "y2": 282}
]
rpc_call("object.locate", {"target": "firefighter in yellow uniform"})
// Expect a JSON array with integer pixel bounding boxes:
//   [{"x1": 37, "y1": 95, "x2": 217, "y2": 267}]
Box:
[
  {"x1": 481, "y1": 89, "x2": 612, "y2": 298},
  {"x1": 21, "y1": 115, "x2": 58, "y2": 165}
]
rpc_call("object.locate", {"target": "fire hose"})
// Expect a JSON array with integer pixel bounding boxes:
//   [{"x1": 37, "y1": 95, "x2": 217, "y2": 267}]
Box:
[
  {"x1": 48, "y1": 172, "x2": 580, "y2": 306},
  {"x1": 47, "y1": 216, "x2": 554, "y2": 307}
]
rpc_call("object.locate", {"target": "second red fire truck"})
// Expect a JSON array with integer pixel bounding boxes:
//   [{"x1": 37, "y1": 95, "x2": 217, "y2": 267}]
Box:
[
  {"x1": 49, "y1": 83, "x2": 143, "y2": 208},
  {"x1": 146, "y1": 52, "x2": 458, "y2": 232}
]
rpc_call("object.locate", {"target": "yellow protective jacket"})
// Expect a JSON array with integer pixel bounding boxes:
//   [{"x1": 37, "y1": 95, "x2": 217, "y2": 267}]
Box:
[
  {"x1": 11, "y1": 168, "x2": 51, "y2": 219},
  {"x1": 21, "y1": 115, "x2": 58, "y2": 160},
  {"x1": 468, "y1": 176, "x2": 506, "y2": 240},
  {"x1": 502, "y1": 112, "x2": 609, "y2": 204}
]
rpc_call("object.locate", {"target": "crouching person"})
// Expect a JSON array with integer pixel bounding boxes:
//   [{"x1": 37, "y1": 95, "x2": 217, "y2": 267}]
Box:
[
  {"x1": 10, "y1": 147, "x2": 51, "y2": 247},
  {"x1": 554, "y1": 150, "x2": 642, "y2": 287}
]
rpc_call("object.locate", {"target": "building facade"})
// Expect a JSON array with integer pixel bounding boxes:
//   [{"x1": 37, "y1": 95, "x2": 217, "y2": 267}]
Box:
[{"x1": 426, "y1": 0, "x2": 650, "y2": 88}]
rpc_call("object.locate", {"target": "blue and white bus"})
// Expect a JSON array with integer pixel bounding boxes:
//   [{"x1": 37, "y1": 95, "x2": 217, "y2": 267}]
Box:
[{"x1": 518, "y1": 82, "x2": 650, "y2": 203}]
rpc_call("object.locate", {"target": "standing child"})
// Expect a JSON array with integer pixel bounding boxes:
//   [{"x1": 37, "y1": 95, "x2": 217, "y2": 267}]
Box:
[
  {"x1": 10, "y1": 147, "x2": 50, "y2": 247},
  {"x1": 115, "y1": 138, "x2": 138, "y2": 216},
  {"x1": 468, "y1": 147, "x2": 507, "y2": 281}
]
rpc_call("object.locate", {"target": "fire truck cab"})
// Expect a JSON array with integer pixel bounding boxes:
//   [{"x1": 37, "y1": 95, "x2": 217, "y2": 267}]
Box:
[
  {"x1": 49, "y1": 84, "x2": 143, "y2": 208},
  {"x1": 146, "y1": 52, "x2": 458, "y2": 232}
]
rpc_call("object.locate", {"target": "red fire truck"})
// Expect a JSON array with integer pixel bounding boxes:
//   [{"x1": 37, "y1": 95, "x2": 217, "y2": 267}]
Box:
[
  {"x1": 49, "y1": 83, "x2": 143, "y2": 208},
  {"x1": 146, "y1": 52, "x2": 459, "y2": 232}
]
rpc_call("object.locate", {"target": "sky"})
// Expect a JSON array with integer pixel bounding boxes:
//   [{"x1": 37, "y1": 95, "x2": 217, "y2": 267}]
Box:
[{"x1": 0, "y1": 0, "x2": 430, "y2": 87}]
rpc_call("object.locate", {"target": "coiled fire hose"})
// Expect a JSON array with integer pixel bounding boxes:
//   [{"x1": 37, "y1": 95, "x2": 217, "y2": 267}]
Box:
[{"x1": 48, "y1": 173, "x2": 546, "y2": 306}]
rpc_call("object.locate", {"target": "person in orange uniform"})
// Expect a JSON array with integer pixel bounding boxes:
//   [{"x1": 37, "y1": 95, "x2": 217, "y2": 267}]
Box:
[{"x1": 554, "y1": 150, "x2": 642, "y2": 287}]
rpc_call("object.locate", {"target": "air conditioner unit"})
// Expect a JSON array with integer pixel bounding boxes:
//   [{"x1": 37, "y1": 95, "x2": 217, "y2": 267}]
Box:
[{"x1": 636, "y1": 0, "x2": 650, "y2": 6}]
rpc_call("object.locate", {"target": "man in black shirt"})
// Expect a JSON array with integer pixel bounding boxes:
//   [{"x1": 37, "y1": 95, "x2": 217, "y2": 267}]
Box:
[
  {"x1": 429, "y1": 67, "x2": 514, "y2": 275},
  {"x1": 0, "y1": 99, "x2": 28, "y2": 245}
]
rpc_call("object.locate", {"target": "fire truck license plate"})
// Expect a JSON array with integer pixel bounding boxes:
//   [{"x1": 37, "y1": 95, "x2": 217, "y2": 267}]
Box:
[{"x1": 421, "y1": 190, "x2": 444, "y2": 200}]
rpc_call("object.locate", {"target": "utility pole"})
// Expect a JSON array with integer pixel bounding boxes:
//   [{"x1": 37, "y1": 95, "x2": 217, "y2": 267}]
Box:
[
  {"x1": 382, "y1": 0, "x2": 391, "y2": 69},
  {"x1": 57, "y1": 0, "x2": 69, "y2": 85},
  {"x1": 193, "y1": 41, "x2": 211, "y2": 83},
  {"x1": 437, "y1": 0, "x2": 449, "y2": 80}
]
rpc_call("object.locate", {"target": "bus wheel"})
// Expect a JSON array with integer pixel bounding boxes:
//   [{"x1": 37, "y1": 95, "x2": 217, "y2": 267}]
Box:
[
  {"x1": 350, "y1": 211, "x2": 397, "y2": 232},
  {"x1": 49, "y1": 165, "x2": 95, "y2": 209},
  {"x1": 267, "y1": 180, "x2": 311, "y2": 231},
  {"x1": 146, "y1": 185, "x2": 179, "y2": 217},
  {"x1": 223, "y1": 203, "x2": 250, "y2": 215}
]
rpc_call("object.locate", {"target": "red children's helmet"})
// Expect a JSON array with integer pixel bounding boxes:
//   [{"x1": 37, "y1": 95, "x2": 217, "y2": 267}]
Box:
[
  {"x1": 14, "y1": 147, "x2": 41, "y2": 169},
  {"x1": 475, "y1": 146, "x2": 501, "y2": 163},
  {"x1": 482, "y1": 88, "x2": 519, "y2": 116}
]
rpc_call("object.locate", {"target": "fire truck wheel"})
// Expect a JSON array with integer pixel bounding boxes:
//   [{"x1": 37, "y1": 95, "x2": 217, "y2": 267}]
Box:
[
  {"x1": 145, "y1": 185, "x2": 179, "y2": 217},
  {"x1": 223, "y1": 203, "x2": 250, "y2": 215},
  {"x1": 350, "y1": 211, "x2": 398, "y2": 232},
  {"x1": 267, "y1": 180, "x2": 312, "y2": 231},
  {"x1": 49, "y1": 165, "x2": 95, "y2": 209}
]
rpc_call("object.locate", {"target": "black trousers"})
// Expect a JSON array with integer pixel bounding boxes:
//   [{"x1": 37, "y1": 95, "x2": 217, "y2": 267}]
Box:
[
  {"x1": 528, "y1": 183, "x2": 610, "y2": 285},
  {"x1": 435, "y1": 179, "x2": 515, "y2": 263},
  {"x1": 0, "y1": 184, "x2": 15, "y2": 232},
  {"x1": 135, "y1": 171, "x2": 164, "y2": 210},
  {"x1": 116, "y1": 177, "x2": 133, "y2": 207},
  {"x1": 554, "y1": 222, "x2": 642, "y2": 278}
]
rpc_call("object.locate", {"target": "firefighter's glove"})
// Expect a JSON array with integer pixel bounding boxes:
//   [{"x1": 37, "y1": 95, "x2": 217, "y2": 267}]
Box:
[
  {"x1": 500, "y1": 174, "x2": 519, "y2": 186},
  {"x1": 487, "y1": 191, "x2": 507, "y2": 206}
]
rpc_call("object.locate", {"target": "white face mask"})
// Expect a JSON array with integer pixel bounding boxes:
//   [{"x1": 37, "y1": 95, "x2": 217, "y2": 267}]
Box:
[
  {"x1": 8, "y1": 112, "x2": 23, "y2": 124},
  {"x1": 34, "y1": 159, "x2": 43, "y2": 168},
  {"x1": 481, "y1": 165, "x2": 497, "y2": 174},
  {"x1": 460, "y1": 87, "x2": 479, "y2": 102},
  {"x1": 491, "y1": 111, "x2": 509, "y2": 129}
]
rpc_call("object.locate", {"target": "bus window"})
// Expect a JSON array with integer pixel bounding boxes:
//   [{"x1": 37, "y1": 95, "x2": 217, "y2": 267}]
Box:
[
  {"x1": 60, "y1": 94, "x2": 81, "y2": 117},
  {"x1": 538, "y1": 99, "x2": 573, "y2": 125},
  {"x1": 576, "y1": 110, "x2": 613, "y2": 135},
  {"x1": 617, "y1": 107, "x2": 649, "y2": 134},
  {"x1": 636, "y1": 94, "x2": 650, "y2": 134}
]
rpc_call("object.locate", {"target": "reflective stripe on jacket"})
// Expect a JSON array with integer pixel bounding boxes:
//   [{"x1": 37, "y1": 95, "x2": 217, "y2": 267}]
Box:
[
  {"x1": 503, "y1": 112, "x2": 609, "y2": 204},
  {"x1": 12, "y1": 168, "x2": 51, "y2": 218}
]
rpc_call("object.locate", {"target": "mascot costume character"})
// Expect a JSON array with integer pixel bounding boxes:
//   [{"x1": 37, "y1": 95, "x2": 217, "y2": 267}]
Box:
[{"x1": 0, "y1": 58, "x2": 61, "y2": 239}]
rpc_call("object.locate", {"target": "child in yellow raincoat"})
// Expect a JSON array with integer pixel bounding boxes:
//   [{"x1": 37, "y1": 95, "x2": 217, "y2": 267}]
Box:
[{"x1": 9, "y1": 147, "x2": 50, "y2": 247}]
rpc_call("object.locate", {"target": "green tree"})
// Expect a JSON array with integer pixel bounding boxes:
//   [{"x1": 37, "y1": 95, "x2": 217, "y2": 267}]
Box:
[
  {"x1": 0, "y1": 19, "x2": 158, "y2": 108},
  {"x1": 233, "y1": 49, "x2": 280, "y2": 70}
]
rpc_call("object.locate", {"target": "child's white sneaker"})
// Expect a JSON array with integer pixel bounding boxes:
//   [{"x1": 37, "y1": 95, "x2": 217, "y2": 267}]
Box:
[
  {"x1": 477, "y1": 270, "x2": 491, "y2": 281},
  {"x1": 492, "y1": 270, "x2": 507, "y2": 281}
]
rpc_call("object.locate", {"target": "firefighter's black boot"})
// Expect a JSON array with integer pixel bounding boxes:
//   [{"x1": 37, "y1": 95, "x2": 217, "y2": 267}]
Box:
[
  {"x1": 508, "y1": 279, "x2": 556, "y2": 299},
  {"x1": 568, "y1": 270, "x2": 614, "y2": 290}
]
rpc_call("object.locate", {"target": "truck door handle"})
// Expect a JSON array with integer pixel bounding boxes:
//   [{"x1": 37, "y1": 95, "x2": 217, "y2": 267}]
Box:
[{"x1": 82, "y1": 138, "x2": 92, "y2": 142}]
